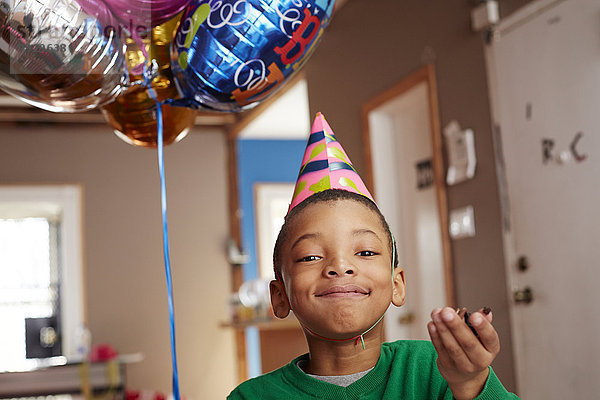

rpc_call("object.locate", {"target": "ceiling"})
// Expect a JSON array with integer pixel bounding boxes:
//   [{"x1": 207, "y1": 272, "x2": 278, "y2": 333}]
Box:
[
  {"x1": 0, "y1": 73, "x2": 306, "y2": 136},
  {"x1": 238, "y1": 78, "x2": 310, "y2": 140},
  {"x1": 0, "y1": 89, "x2": 237, "y2": 128}
]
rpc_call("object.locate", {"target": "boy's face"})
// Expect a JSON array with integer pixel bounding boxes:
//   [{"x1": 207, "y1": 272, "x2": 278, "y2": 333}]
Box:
[{"x1": 271, "y1": 199, "x2": 405, "y2": 339}]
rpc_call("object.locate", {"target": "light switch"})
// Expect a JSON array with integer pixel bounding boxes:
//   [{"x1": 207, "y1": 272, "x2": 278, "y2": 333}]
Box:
[{"x1": 449, "y1": 206, "x2": 476, "y2": 239}]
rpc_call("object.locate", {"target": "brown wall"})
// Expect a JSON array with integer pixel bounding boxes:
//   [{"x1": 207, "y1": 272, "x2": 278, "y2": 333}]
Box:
[
  {"x1": 304, "y1": 0, "x2": 534, "y2": 391},
  {"x1": 0, "y1": 124, "x2": 236, "y2": 399}
]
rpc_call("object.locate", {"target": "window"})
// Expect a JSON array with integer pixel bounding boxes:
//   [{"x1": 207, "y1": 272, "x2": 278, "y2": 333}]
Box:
[
  {"x1": 254, "y1": 183, "x2": 295, "y2": 280},
  {"x1": 0, "y1": 185, "x2": 84, "y2": 372}
]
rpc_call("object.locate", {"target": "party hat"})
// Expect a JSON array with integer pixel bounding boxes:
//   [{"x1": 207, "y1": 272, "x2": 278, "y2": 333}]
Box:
[{"x1": 288, "y1": 112, "x2": 375, "y2": 212}]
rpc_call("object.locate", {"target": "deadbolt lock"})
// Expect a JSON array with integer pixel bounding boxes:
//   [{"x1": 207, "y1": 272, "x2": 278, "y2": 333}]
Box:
[{"x1": 513, "y1": 286, "x2": 533, "y2": 304}]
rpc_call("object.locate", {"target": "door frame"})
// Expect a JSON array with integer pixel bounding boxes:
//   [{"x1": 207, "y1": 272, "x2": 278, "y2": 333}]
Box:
[
  {"x1": 360, "y1": 64, "x2": 455, "y2": 306},
  {"x1": 226, "y1": 72, "x2": 307, "y2": 383}
]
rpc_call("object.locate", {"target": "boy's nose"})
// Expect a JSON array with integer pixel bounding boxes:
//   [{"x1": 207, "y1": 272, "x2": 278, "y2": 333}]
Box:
[{"x1": 324, "y1": 263, "x2": 355, "y2": 277}]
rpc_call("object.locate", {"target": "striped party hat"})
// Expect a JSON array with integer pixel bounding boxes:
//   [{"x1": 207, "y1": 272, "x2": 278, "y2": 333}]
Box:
[{"x1": 288, "y1": 112, "x2": 374, "y2": 212}]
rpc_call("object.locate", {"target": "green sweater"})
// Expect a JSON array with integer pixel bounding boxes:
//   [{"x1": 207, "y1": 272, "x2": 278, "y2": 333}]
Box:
[{"x1": 228, "y1": 340, "x2": 520, "y2": 399}]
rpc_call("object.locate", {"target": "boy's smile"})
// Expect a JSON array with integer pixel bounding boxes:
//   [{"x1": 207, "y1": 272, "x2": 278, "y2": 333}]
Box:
[
  {"x1": 271, "y1": 199, "x2": 405, "y2": 341},
  {"x1": 315, "y1": 284, "x2": 370, "y2": 298}
]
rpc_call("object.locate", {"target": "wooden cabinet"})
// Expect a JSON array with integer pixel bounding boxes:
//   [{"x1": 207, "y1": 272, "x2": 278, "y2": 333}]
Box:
[
  {"x1": 223, "y1": 317, "x2": 308, "y2": 377},
  {"x1": 259, "y1": 326, "x2": 307, "y2": 373}
]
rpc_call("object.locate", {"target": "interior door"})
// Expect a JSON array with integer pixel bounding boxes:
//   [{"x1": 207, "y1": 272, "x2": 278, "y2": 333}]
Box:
[
  {"x1": 486, "y1": 0, "x2": 600, "y2": 398},
  {"x1": 364, "y1": 66, "x2": 452, "y2": 342}
]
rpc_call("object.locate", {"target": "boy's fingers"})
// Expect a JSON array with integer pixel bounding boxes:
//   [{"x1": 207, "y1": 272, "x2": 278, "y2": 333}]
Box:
[
  {"x1": 428, "y1": 307, "x2": 499, "y2": 371},
  {"x1": 427, "y1": 321, "x2": 453, "y2": 367},
  {"x1": 439, "y1": 307, "x2": 498, "y2": 371},
  {"x1": 477, "y1": 307, "x2": 493, "y2": 323},
  {"x1": 446, "y1": 312, "x2": 495, "y2": 369},
  {"x1": 432, "y1": 308, "x2": 472, "y2": 369},
  {"x1": 470, "y1": 312, "x2": 500, "y2": 355}
]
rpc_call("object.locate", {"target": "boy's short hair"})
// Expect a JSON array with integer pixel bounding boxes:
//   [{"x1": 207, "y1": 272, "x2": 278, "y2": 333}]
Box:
[{"x1": 273, "y1": 189, "x2": 399, "y2": 277}]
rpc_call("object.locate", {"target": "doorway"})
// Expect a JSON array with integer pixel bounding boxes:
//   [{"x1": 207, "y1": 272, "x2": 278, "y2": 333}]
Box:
[
  {"x1": 227, "y1": 75, "x2": 311, "y2": 381},
  {"x1": 362, "y1": 65, "x2": 453, "y2": 340}
]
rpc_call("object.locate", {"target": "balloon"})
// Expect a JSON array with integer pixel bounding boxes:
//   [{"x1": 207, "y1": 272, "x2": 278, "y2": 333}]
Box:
[
  {"x1": 0, "y1": 0, "x2": 126, "y2": 112},
  {"x1": 100, "y1": 0, "x2": 191, "y2": 31},
  {"x1": 171, "y1": 0, "x2": 336, "y2": 112},
  {"x1": 75, "y1": 0, "x2": 121, "y2": 29},
  {"x1": 76, "y1": 0, "x2": 191, "y2": 73},
  {"x1": 101, "y1": 15, "x2": 197, "y2": 148}
]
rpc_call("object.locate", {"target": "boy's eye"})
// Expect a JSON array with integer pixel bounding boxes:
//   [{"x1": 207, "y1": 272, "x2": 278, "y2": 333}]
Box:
[
  {"x1": 297, "y1": 255, "x2": 321, "y2": 262},
  {"x1": 356, "y1": 250, "x2": 378, "y2": 257}
]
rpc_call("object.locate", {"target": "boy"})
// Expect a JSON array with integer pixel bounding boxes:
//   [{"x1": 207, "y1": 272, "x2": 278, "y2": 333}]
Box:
[{"x1": 228, "y1": 113, "x2": 519, "y2": 399}]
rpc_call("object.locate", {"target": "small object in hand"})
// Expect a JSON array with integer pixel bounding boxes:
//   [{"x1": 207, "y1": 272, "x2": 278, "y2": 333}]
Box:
[{"x1": 456, "y1": 307, "x2": 491, "y2": 337}]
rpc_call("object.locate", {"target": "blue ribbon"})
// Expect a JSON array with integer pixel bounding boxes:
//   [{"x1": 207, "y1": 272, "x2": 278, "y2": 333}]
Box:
[{"x1": 145, "y1": 64, "x2": 181, "y2": 400}]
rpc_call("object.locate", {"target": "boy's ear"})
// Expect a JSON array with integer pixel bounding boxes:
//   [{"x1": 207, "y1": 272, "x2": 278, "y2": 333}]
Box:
[
  {"x1": 391, "y1": 267, "x2": 406, "y2": 307},
  {"x1": 270, "y1": 279, "x2": 291, "y2": 319}
]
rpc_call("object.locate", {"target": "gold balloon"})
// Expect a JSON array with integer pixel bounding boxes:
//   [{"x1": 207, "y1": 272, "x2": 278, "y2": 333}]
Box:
[{"x1": 101, "y1": 15, "x2": 196, "y2": 148}]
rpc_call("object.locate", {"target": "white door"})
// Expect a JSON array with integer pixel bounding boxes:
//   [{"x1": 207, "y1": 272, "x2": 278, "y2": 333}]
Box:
[
  {"x1": 486, "y1": 0, "x2": 600, "y2": 398},
  {"x1": 369, "y1": 81, "x2": 447, "y2": 341}
]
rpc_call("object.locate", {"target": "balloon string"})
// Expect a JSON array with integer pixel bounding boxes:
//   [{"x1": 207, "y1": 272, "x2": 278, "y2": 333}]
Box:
[
  {"x1": 131, "y1": 33, "x2": 151, "y2": 76},
  {"x1": 146, "y1": 66, "x2": 181, "y2": 400}
]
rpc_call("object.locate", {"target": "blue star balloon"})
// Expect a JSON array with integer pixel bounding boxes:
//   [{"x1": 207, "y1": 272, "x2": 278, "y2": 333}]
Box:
[{"x1": 170, "y1": 0, "x2": 335, "y2": 112}]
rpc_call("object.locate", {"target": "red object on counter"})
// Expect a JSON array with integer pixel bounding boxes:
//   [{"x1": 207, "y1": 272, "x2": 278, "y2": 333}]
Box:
[{"x1": 90, "y1": 344, "x2": 118, "y2": 362}]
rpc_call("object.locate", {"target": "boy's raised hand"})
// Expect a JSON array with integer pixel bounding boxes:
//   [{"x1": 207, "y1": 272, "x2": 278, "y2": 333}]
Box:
[{"x1": 427, "y1": 307, "x2": 500, "y2": 400}]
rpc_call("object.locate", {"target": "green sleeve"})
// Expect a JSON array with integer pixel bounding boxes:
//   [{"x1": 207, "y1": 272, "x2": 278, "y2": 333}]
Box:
[
  {"x1": 473, "y1": 367, "x2": 521, "y2": 400},
  {"x1": 226, "y1": 388, "x2": 242, "y2": 400},
  {"x1": 437, "y1": 367, "x2": 520, "y2": 399}
]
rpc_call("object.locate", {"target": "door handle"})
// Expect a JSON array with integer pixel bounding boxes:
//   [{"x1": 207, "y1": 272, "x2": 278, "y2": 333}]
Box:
[
  {"x1": 513, "y1": 286, "x2": 533, "y2": 304},
  {"x1": 398, "y1": 312, "x2": 416, "y2": 324}
]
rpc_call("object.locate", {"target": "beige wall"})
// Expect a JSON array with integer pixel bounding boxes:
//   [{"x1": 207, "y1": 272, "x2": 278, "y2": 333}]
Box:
[
  {"x1": 0, "y1": 124, "x2": 236, "y2": 399},
  {"x1": 304, "y1": 0, "x2": 535, "y2": 391}
]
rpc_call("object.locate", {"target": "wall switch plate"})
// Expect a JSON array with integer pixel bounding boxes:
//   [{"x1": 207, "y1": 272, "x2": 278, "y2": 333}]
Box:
[{"x1": 449, "y1": 206, "x2": 476, "y2": 239}]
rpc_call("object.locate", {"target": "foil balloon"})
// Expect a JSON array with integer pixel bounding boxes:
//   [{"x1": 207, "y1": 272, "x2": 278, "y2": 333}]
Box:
[
  {"x1": 77, "y1": 0, "x2": 192, "y2": 73},
  {"x1": 101, "y1": 15, "x2": 196, "y2": 148},
  {"x1": 75, "y1": 0, "x2": 120, "y2": 30},
  {"x1": 0, "y1": 0, "x2": 126, "y2": 112},
  {"x1": 171, "y1": 0, "x2": 336, "y2": 112},
  {"x1": 100, "y1": 0, "x2": 191, "y2": 30}
]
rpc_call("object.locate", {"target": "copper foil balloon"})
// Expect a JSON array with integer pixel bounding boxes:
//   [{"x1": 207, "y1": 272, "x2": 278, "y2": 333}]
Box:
[
  {"x1": 101, "y1": 16, "x2": 196, "y2": 148},
  {"x1": 0, "y1": 0, "x2": 126, "y2": 112}
]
